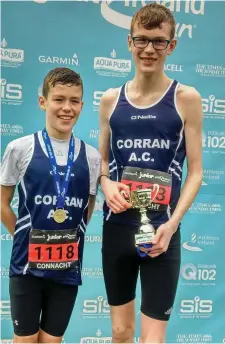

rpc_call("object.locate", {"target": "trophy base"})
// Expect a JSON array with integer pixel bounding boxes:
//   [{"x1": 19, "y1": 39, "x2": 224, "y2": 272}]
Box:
[{"x1": 135, "y1": 232, "x2": 154, "y2": 246}]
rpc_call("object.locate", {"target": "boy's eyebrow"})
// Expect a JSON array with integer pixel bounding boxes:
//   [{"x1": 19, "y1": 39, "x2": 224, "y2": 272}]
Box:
[
  {"x1": 52, "y1": 95, "x2": 80, "y2": 99},
  {"x1": 135, "y1": 35, "x2": 168, "y2": 40}
]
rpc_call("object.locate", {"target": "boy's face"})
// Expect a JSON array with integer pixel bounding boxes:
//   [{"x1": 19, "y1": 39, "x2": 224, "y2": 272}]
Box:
[
  {"x1": 39, "y1": 83, "x2": 83, "y2": 135},
  {"x1": 128, "y1": 22, "x2": 177, "y2": 75}
]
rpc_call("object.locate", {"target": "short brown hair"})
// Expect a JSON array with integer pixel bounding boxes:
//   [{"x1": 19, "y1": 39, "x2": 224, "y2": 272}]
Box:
[
  {"x1": 42, "y1": 67, "x2": 83, "y2": 98},
  {"x1": 130, "y1": 3, "x2": 176, "y2": 39}
]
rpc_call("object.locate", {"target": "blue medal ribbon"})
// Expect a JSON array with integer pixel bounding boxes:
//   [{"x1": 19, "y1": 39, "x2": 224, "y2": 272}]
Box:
[{"x1": 42, "y1": 128, "x2": 74, "y2": 210}]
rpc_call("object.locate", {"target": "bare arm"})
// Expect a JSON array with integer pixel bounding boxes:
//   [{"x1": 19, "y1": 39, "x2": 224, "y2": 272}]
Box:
[
  {"x1": 87, "y1": 195, "x2": 96, "y2": 224},
  {"x1": 1, "y1": 185, "x2": 17, "y2": 235},
  {"x1": 98, "y1": 89, "x2": 131, "y2": 213},
  {"x1": 98, "y1": 89, "x2": 115, "y2": 177},
  {"x1": 149, "y1": 86, "x2": 203, "y2": 258},
  {"x1": 169, "y1": 86, "x2": 203, "y2": 230}
]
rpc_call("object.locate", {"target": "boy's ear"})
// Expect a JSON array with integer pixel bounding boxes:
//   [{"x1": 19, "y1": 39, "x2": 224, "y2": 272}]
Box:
[
  {"x1": 128, "y1": 34, "x2": 132, "y2": 52},
  {"x1": 39, "y1": 96, "x2": 46, "y2": 111}
]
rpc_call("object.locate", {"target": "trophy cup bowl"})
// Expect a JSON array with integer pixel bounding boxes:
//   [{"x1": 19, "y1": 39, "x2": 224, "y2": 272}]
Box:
[{"x1": 121, "y1": 185, "x2": 159, "y2": 257}]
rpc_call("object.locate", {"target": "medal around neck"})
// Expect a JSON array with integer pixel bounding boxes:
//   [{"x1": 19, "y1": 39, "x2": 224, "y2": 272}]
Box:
[
  {"x1": 42, "y1": 128, "x2": 75, "y2": 225},
  {"x1": 122, "y1": 185, "x2": 159, "y2": 257},
  {"x1": 53, "y1": 209, "x2": 67, "y2": 223}
]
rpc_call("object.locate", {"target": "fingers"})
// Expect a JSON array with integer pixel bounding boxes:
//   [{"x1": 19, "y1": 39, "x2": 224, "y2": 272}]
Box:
[
  {"x1": 107, "y1": 193, "x2": 130, "y2": 213},
  {"x1": 148, "y1": 252, "x2": 161, "y2": 258},
  {"x1": 115, "y1": 192, "x2": 131, "y2": 208},
  {"x1": 151, "y1": 232, "x2": 163, "y2": 245},
  {"x1": 118, "y1": 182, "x2": 130, "y2": 193},
  {"x1": 148, "y1": 243, "x2": 168, "y2": 257},
  {"x1": 105, "y1": 181, "x2": 132, "y2": 213}
]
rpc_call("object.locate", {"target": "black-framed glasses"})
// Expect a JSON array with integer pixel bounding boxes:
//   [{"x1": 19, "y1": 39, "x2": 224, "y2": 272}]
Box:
[{"x1": 132, "y1": 37, "x2": 171, "y2": 50}]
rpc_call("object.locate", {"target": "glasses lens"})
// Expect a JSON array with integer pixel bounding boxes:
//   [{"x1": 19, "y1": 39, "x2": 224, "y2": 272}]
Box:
[
  {"x1": 133, "y1": 38, "x2": 148, "y2": 48},
  {"x1": 152, "y1": 40, "x2": 168, "y2": 50}
]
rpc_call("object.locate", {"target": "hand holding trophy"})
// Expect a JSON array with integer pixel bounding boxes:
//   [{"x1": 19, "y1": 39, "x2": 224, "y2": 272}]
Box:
[{"x1": 121, "y1": 184, "x2": 159, "y2": 257}]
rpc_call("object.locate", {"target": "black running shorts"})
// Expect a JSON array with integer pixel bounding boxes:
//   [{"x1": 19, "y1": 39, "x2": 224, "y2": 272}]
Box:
[
  {"x1": 102, "y1": 221, "x2": 181, "y2": 321},
  {"x1": 9, "y1": 275, "x2": 78, "y2": 337}
]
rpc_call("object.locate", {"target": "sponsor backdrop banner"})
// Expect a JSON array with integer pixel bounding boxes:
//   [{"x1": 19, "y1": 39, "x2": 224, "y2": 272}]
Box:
[{"x1": 1, "y1": 1, "x2": 225, "y2": 343}]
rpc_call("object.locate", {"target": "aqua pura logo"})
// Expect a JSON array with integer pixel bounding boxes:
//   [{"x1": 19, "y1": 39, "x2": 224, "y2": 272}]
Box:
[{"x1": 0, "y1": 38, "x2": 24, "y2": 68}]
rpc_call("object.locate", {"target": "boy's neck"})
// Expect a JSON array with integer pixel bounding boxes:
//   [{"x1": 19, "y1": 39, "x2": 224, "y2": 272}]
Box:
[
  {"x1": 130, "y1": 71, "x2": 171, "y2": 95},
  {"x1": 45, "y1": 125, "x2": 72, "y2": 141}
]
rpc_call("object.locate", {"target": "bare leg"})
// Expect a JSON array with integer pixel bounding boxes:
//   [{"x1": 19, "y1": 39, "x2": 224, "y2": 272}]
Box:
[
  {"x1": 140, "y1": 312, "x2": 168, "y2": 343},
  {"x1": 111, "y1": 300, "x2": 136, "y2": 343}
]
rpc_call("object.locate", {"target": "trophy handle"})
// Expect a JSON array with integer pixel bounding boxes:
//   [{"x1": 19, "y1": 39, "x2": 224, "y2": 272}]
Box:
[
  {"x1": 121, "y1": 190, "x2": 131, "y2": 203},
  {"x1": 151, "y1": 184, "x2": 160, "y2": 202},
  {"x1": 137, "y1": 243, "x2": 152, "y2": 257}
]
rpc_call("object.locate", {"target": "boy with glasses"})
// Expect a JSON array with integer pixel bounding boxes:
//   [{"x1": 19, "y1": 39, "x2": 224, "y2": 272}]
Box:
[{"x1": 99, "y1": 3, "x2": 202, "y2": 343}]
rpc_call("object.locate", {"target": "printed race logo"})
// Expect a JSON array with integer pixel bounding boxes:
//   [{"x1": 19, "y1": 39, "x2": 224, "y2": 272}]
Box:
[
  {"x1": 179, "y1": 296, "x2": 213, "y2": 319},
  {"x1": 202, "y1": 95, "x2": 225, "y2": 119},
  {"x1": 84, "y1": 235, "x2": 102, "y2": 243},
  {"x1": 196, "y1": 63, "x2": 225, "y2": 78},
  {"x1": 98, "y1": 0, "x2": 205, "y2": 38},
  {"x1": 33, "y1": 0, "x2": 204, "y2": 39},
  {"x1": 0, "y1": 38, "x2": 24, "y2": 68},
  {"x1": 80, "y1": 329, "x2": 111, "y2": 343},
  {"x1": 0, "y1": 301, "x2": 11, "y2": 320},
  {"x1": 203, "y1": 169, "x2": 225, "y2": 185},
  {"x1": 82, "y1": 296, "x2": 110, "y2": 319},
  {"x1": 176, "y1": 334, "x2": 213, "y2": 343},
  {"x1": 182, "y1": 233, "x2": 219, "y2": 252},
  {"x1": 0, "y1": 233, "x2": 13, "y2": 241},
  {"x1": 189, "y1": 202, "x2": 222, "y2": 215},
  {"x1": 93, "y1": 91, "x2": 104, "y2": 112},
  {"x1": 94, "y1": 193, "x2": 104, "y2": 214},
  {"x1": 0, "y1": 79, "x2": 23, "y2": 106},
  {"x1": 11, "y1": 194, "x2": 19, "y2": 210},
  {"x1": 180, "y1": 263, "x2": 216, "y2": 286},
  {"x1": 94, "y1": 49, "x2": 131, "y2": 78},
  {"x1": 0, "y1": 124, "x2": 24, "y2": 137},
  {"x1": 0, "y1": 267, "x2": 10, "y2": 279},
  {"x1": 164, "y1": 64, "x2": 184, "y2": 73},
  {"x1": 89, "y1": 129, "x2": 100, "y2": 140},
  {"x1": 202, "y1": 130, "x2": 225, "y2": 155},
  {"x1": 82, "y1": 267, "x2": 103, "y2": 279},
  {"x1": 38, "y1": 53, "x2": 79, "y2": 66},
  {"x1": 202, "y1": 169, "x2": 225, "y2": 185},
  {"x1": 80, "y1": 331, "x2": 139, "y2": 344}
]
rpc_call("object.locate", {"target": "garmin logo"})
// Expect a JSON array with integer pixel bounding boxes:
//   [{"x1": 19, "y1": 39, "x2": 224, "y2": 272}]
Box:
[
  {"x1": 39, "y1": 53, "x2": 79, "y2": 66},
  {"x1": 131, "y1": 114, "x2": 156, "y2": 120}
]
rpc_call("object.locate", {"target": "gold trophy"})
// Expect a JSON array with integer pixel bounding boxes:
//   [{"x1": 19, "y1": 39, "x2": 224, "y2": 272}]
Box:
[{"x1": 122, "y1": 185, "x2": 159, "y2": 255}]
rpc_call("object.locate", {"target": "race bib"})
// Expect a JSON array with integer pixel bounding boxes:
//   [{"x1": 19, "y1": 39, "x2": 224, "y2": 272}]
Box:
[
  {"x1": 28, "y1": 229, "x2": 78, "y2": 270},
  {"x1": 121, "y1": 166, "x2": 172, "y2": 212}
]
